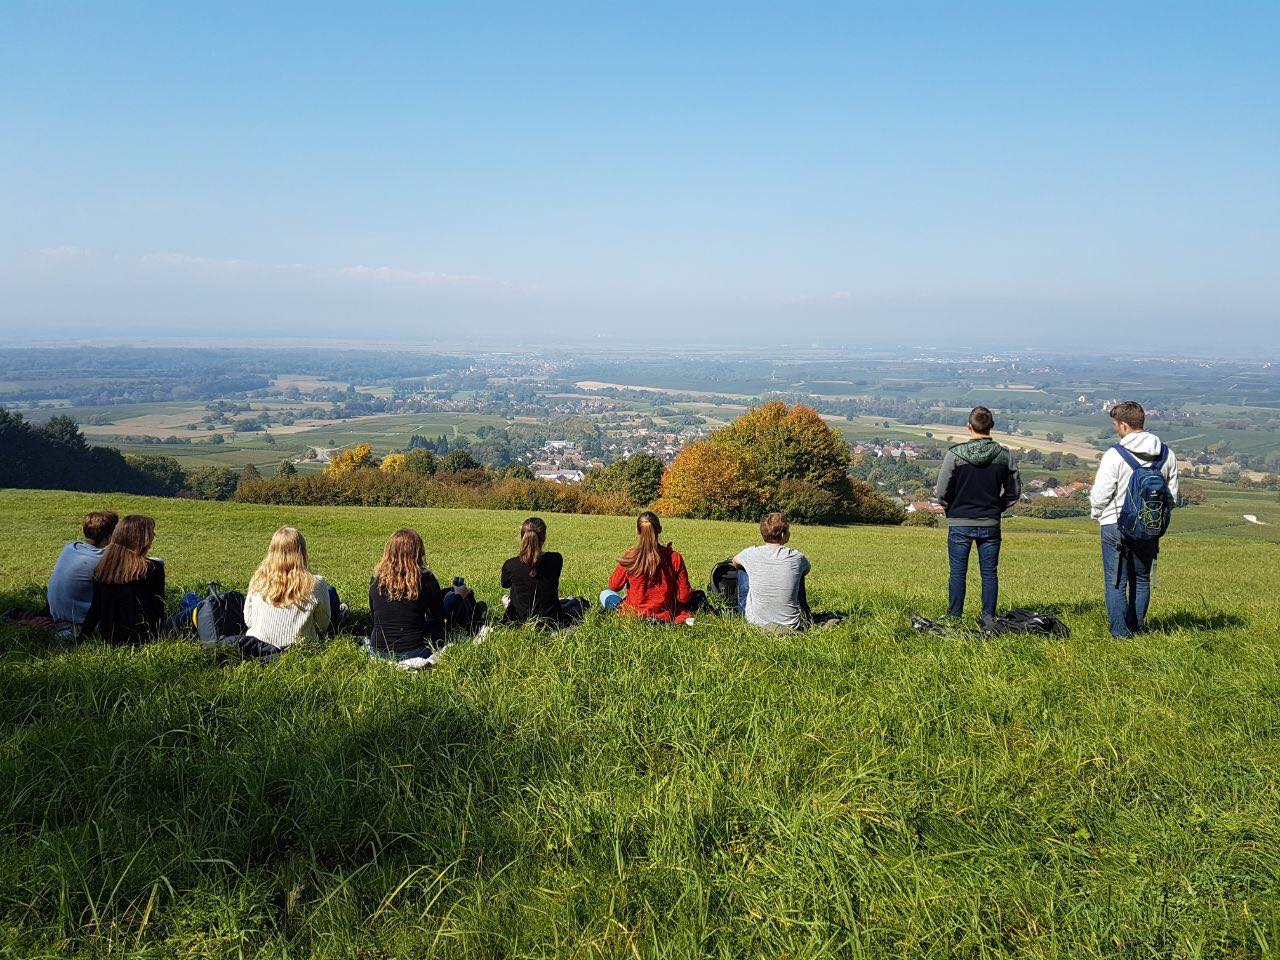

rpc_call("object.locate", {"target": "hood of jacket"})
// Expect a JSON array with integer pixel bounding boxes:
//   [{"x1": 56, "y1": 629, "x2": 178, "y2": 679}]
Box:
[
  {"x1": 951, "y1": 436, "x2": 1004, "y2": 467},
  {"x1": 1117, "y1": 430, "x2": 1164, "y2": 461}
]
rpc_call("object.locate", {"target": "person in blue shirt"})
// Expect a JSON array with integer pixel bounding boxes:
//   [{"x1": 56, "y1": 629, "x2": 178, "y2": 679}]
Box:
[{"x1": 47, "y1": 509, "x2": 118, "y2": 625}]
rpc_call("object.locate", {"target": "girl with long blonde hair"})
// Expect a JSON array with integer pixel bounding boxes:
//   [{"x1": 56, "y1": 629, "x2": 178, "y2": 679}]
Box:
[
  {"x1": 601, "y1": 511, "x2": 701, "y2": 624},
  {"x1": 81, "y1": 514, "x2": 166, "y2": 644},
  {"x1": 235, "y1": 526, "x2": 336, "y2": 658}
]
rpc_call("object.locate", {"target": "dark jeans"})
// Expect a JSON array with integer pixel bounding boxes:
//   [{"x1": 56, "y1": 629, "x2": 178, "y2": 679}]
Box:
[
  {"x1": 1100, "y1": 524, "x2": 1158, "y2": 637},
  {"x1": 947, "y1": 525, "x2": 1001, "y2": 619},
  {"x1": 220, "y1": 635, "x2": 286, "y2": 661}
]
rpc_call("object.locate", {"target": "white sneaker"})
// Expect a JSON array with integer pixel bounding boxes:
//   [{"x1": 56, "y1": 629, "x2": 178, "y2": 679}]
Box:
[{"x1": 474, "y1": 624, "x2": 492, "y2": 643}]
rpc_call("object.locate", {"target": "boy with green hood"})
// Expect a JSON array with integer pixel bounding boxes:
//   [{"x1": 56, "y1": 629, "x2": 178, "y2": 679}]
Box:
[{"x1": 933, "y1": 406, "x2": 1022, "y2": 624}]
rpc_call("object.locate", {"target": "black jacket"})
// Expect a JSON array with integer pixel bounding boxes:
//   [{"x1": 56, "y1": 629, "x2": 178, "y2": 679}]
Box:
[
  {"x1": 935, "y1": 438, "x2": 1021, "y2": 527},
  {"x1": 81, "y1": 558, "x2": 166, "y2": 645},
  {"x1": 501, "y1": 552, "x2": 564, "y2": 626},
  {"x1": 369, "y1": 570, "x2": 445, "y2": 654}
]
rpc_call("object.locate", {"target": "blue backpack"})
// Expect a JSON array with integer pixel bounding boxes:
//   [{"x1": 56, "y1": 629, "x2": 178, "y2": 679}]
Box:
[{"x1": 1114, "y1": 444, "x2": 1173, "y2": 542}]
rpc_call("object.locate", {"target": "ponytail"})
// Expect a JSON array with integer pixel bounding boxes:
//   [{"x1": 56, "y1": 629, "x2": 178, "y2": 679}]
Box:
[
  {"x1": 619, "y1": 511, "x2": 664, "y2": 581},
  {"x1": 518, "y1": 517, "x2": 547, "y2": 575}
]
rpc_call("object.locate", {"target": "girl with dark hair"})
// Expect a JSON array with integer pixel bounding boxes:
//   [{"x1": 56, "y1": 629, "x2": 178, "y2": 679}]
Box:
[
  {"x1": 500, "y1": 517, "x2": 582, "y2": 627},
  {"x1": 81, "y1": 514, "x2": 166, "y2": 644},
  {"x1": 600, "y1": 512, "x2": 702, "y2": 623}
]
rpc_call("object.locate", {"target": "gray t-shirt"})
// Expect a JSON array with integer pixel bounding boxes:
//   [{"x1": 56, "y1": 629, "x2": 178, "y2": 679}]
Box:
[
  {"x1": 47, "y1": 541, "x2": 105, "y2": 624},
  {"x1": 733, "y1": 544, "x2": 811, "y2": 631}
]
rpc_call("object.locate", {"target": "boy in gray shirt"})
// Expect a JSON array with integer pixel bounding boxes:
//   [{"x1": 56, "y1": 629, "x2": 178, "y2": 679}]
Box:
[
  {"x1": 733, "y1": 512, "x2": 811, "y2": 632},
  {"x1": 47, "y1": 509, "x2": 119, "y2": 624}
]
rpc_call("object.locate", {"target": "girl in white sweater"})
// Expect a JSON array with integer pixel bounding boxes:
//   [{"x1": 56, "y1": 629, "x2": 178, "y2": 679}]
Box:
[{"x1": 235, "y1": 526, "x2": 334, "y2": 659}]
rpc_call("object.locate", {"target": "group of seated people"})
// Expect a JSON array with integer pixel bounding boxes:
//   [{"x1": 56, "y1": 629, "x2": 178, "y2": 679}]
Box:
[{"x1": 44, "y1": 506, "x2": 820, "y2": 665}]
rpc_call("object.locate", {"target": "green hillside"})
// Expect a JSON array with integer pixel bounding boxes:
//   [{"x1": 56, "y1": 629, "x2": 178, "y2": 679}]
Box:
[{"x1": 1, "y1": 488, "x2": 1278, "y2": 957}]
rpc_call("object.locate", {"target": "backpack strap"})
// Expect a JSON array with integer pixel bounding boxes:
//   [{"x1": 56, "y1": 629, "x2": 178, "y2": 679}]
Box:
[
  {"x1": 1112, "y1": 444, "x2": 1143, "y2": 471},
  {"x1": 1155, "y1": 443, "x2": 1169, "y2": 468}
]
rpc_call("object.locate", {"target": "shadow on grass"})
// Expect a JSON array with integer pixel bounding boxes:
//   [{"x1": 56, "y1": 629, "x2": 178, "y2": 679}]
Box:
[
  {"x1": 0, "y1": 633, "x2": 554, "y2": 948},
  {"x1": 1145, "y1": 610, "x2": 1247, "y2": 632}
]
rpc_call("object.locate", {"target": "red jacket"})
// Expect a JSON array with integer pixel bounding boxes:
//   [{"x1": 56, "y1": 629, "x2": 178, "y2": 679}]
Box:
[{"x1": 608, "y1": 544, "x2": 695, "y2": 623}]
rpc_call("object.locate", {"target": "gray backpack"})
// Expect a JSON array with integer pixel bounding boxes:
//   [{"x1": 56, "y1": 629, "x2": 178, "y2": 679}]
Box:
[{"x1": 195, "y1": 584, "x2": 246, "y2": 644}]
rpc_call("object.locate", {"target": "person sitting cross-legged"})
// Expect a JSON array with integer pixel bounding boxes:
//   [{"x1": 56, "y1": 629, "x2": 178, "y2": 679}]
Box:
[
  {"x1": 732, "y1": 512, "x2": 813, "y2": 633},
  {"x1": 366, "y1": 528, "x2": 478, "y2": 668},
  {"x1": 209, "y1": 526, "x2": 338, "y2": 661},
  {"x1": 500, "y1": 517, "x2": 588, "y2": 630},
  {"x1": 599, "y1": 511, "x2": 704, "y2": 624},
  {"x1": 47, "y1": 509, "x2": 119, "y2": 629},
  {"x1": 81, "y1": 514, "x2": 166, "y2": 645}
]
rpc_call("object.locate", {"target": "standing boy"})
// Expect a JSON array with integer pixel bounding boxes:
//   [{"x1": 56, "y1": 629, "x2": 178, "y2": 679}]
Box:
[
  {"x1": 1089, "y1": 401, "x2": 1178, "y2": 637},
  {"x1": 934, "y1": 406, "x2": 1021, "y2": 625}
]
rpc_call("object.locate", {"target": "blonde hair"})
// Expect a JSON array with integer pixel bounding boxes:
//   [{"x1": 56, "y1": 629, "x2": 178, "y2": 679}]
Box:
[
  {"x1": 619, "y1": 511, "x2": 664, "y2": 581},
  {"x1": 93, "y1": 514, "x2": 155, "y2": 585},
  {"x1": 374, "y1": 528, "x2": 425, "y2": 601},
  {"x1": 248, "y1": 526, "x2": 317, "y2": 608}
]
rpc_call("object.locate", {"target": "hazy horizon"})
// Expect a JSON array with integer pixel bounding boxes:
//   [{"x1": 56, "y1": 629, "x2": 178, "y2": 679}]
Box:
[{"x1": 2, "y1": 2, "x2": 1277, "y2": 351}]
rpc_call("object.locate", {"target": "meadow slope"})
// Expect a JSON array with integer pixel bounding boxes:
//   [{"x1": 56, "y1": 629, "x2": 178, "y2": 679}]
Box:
[{"x1": 1, "y1": 488, "x2": 1278, "y2": 958}]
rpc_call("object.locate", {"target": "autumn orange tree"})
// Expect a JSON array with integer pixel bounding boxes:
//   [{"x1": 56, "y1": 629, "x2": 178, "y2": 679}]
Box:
[{"x1": 657, "y1": 402, "x2": 902, "y2": 524}]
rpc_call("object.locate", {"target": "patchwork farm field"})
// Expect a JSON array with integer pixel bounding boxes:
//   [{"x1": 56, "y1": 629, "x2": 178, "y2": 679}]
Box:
[{"x1": 1, "y1": 488, "x2": 1278, "y2": 957}]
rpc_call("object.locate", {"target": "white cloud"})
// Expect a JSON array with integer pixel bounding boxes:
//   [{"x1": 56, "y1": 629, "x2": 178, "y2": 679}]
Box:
[
  {"x1": 34, "y1": 245, "x2": 88, "y2": 260},
  {"x1": 139, "y1": 251, "x2": 244, "y2": 268},
  {"x1": 338, "y1": 264, "x2": 498, "y2": 286}
]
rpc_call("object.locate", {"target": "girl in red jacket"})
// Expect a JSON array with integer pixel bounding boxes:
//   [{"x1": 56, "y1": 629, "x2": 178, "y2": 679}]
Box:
[{"x1": 601, "y1": 512, "x2": 703, "y2": 624}]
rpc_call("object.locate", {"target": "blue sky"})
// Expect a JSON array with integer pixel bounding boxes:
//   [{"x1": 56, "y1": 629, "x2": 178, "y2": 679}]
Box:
[{"x1": 1, "y1": 1, "x2": 1277, "y2": 347}]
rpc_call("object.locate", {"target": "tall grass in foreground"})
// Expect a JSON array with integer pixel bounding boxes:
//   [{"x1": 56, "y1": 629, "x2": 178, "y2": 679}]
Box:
[{"x1": 0, "y1": 489, "x2": 1278, "y2": 958}]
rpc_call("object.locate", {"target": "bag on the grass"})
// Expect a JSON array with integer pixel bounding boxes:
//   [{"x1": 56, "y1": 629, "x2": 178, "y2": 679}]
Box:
[
  {"x1": 707, "y1": 560, "x2": 740, "y2": 607},
  {"x1": 442, "y1": 588, "x2": 488, "y2": 637},
  {"x1": 558, "y1": 596, "x2": 590, "y2": 626},
  {"x1": 985, "y1": 608, "x2": 1070, "y2": 638},
  {"x1": 195, "y1": 584, "x2": 246, "y2": 644}
]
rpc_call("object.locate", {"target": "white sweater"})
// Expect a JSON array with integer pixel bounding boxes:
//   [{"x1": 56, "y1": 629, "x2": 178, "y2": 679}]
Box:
[
  {"x1": 1089, "y1": 431, "x2": 1179, "y2": 526},
  {"x1": 243, "y1": 575, "x2": 332, "y2": 649}
]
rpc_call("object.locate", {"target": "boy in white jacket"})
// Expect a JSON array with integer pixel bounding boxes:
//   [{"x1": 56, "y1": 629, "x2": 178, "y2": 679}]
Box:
[{"x1": 1089, "y1": 401, "x2": 1178, "y2": 637}]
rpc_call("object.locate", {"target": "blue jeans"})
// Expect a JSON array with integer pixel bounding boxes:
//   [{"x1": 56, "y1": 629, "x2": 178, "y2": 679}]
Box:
[
  {"x1": 1101, "y1": 524, "x2": 1158, "y2": 637},
  {"x1": 599, "y1": 589, "x2": 624, "y2": 611},
  {"x1": 947, "y1": 526, "x2": 1001, "y2": 619}
]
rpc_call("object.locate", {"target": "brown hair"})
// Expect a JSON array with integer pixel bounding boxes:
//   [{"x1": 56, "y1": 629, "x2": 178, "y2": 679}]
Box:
[
  {"x1": 968, "y1": 406, "x2": 994, "y2": 434},
  {"x1": 760, "y1": 512, "x2": 790, "y2": 544},
  {"x1": 620, "y1": 511, "x2": 664, "y2": 581},
  {"x1": 93, "y1": 514, "x2": 155, "y2": 585},
  {"x1": 247, "y1": 527, "x2": 318, "y2": 608},
  {"x1": 519, "y1": 517, "x2": 547, "y2": 574},
  {"x1": 374, "y1": 528, "x2": 425, "y2": 601},
  {"x1": 1110, "y1": 401, "x2": 1145, "y2": 430},
  {"x1": 83, "y1": 510, "x2": 119, "y2": 547}
]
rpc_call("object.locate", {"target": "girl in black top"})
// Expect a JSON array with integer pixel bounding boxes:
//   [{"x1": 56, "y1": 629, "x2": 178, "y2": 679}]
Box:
[
  {"x1": 500, "y1": 517, "x2": 569, "y2": 627},
  {"x1": 368, "y1": 529, "x2": 447, "y2": 658},
  {"x1": 81, "y1": 514, "x2": 166, "y2": 645}
]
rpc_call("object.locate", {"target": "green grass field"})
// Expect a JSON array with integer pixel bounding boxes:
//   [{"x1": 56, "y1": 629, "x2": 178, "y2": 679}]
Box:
[{"x1": 1, "y1": 488, "x2": 1278, "y2": 958}]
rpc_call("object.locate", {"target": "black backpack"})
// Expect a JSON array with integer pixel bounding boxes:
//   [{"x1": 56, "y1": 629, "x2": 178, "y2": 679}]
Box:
[
  {"x1": 986, "y1": 608, "x2": 1070, "y2": 638},
  {"x1": 195, "y1": 584, "x2": 246, "y2": 644},
  {"x1": 707, "y1": 560, "x2": 740, "y2": 608},
  {"x1": 443, "y1": 589, "x2": 488, "y2": 637}
]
